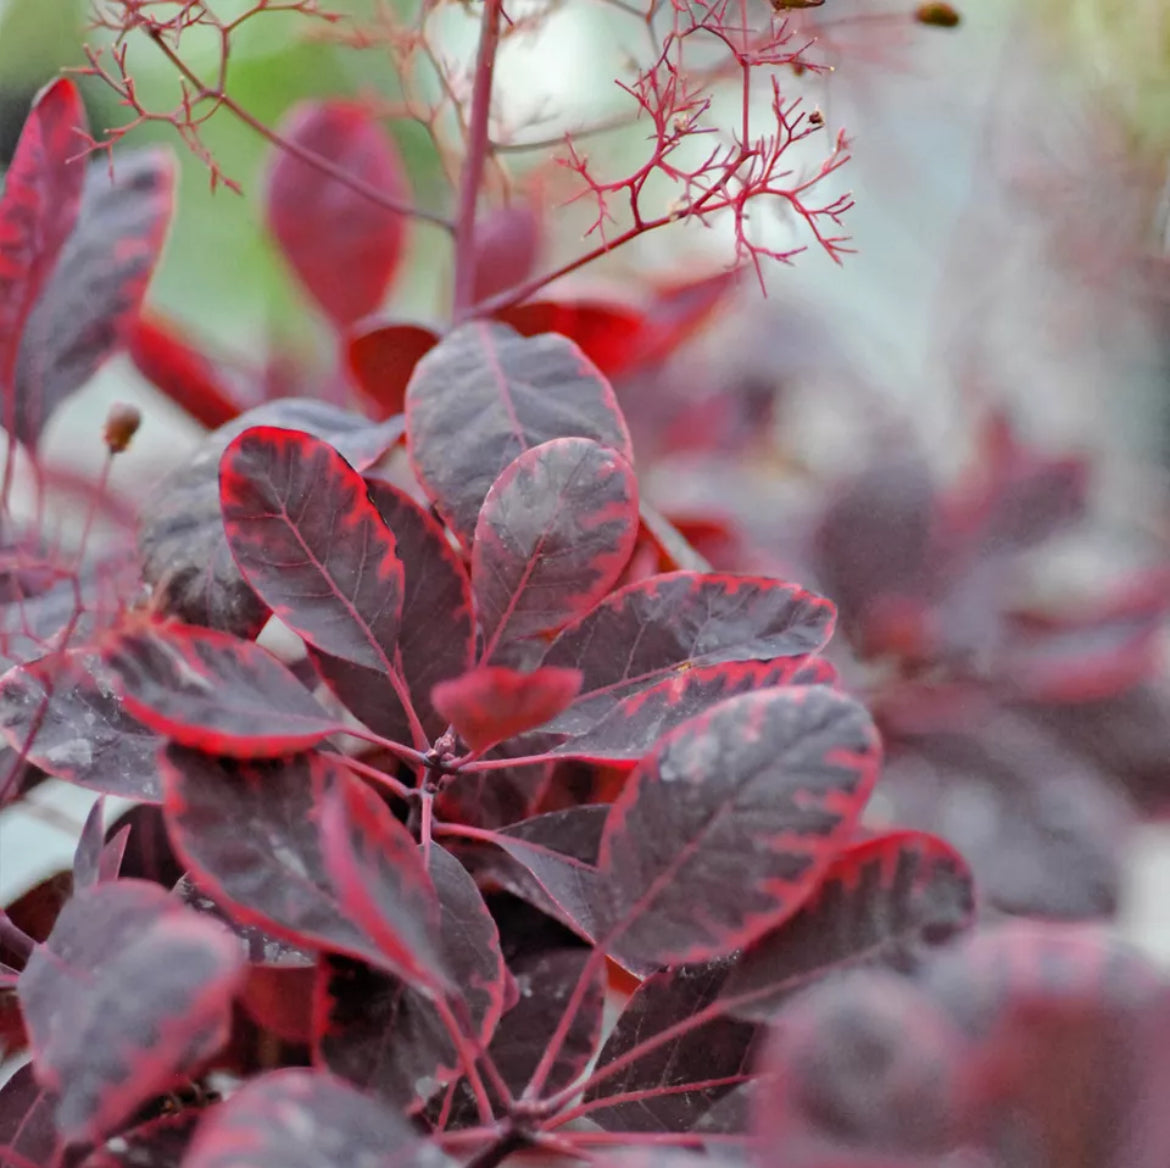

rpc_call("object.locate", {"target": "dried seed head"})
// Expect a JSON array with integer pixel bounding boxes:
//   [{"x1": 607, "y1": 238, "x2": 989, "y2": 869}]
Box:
[
  {"x1": 914, "y1": 2, "x2": 961, "y2": 27},
  {"x1": 103, "y1": 402, "x2": 142, "y2": 454}
]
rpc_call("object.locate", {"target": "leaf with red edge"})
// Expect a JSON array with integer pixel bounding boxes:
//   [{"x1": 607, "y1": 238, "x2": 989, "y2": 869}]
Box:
[
  {"x1": 127, "y1": 312, "x2": 242, "y2": 429},
  {"x1": 161, "y1": 747, "x2": 389, "y2": 968},
  {"x1": 103, "y1": 621, "x2": 343, "y2": 758},
  {"x1": 315, "y1": 846, "x2": 506, "y2": 1110},
  {"x1": 183, "y1": 1068, "x2": 445, "y2": 1168},
  {"x1": 581, "y1": 960, "x2": 761, "y2": 1132},
  {"x1": 720, "y1": 831, "x2": 976, "y2": 1020},
  {"x1": 17, "y1": 879, "x2": 246, "y2": 1146},
  {"x1": 311, "y1": 478, "x2": 475, "y2": 744},
  {"x1": 494, "y1": 300, "x2": 645, "y2": 377},
  {"x1": 220, "y1": 427, "x2": 405, "y2": 677},
  {"x1": 473, "y1": 437, "x2": 639, "y2": 660},
  {"x1": 0, "y1": 649, "x2": 163, "y2": 801},
  {"x1": 140, "y1": 399, "x2": 404, "y2": 637},
  {"x1": 550, "y1": 656, "x2": 838, "y2": 764},
  {"x1": 346, "y1": 321, "x2": 437, "y2": 419},
  {"x1": 595, "y1": 685, "x2": 881, "y2": 967},
  {"x1": 433, "y1": 666, "x2": 582, "y2": 752},
  {"x1": 406, "y1": 322, "x2": 633, "y2": 545},
  {"x1": 0, "y1": 79, "x2": 86, "y2": 445},
  {"x1": 15, "y1": 148, "x2": 176, "y2": 446},
  {"x1": 0, "y1": 1063, "x2": 58, "y2": 1168},
  {"x1": 540, "y1": 571, "x2": 836, "y2": 736},
  {"x1": 471, "y1": 202, "x2": 541, "y2": 307},
  {"x1": 318, "y1": 772, "x2": 445, "y2": 989},
  {"x1": 265, "y1": 101, "x2": 409, "y2": 329}
]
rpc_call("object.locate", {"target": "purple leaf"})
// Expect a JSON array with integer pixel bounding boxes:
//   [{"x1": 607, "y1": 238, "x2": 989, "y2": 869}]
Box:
[
  {"x1": 312, "y1": 478, "x2": 475, "y2": 743},
  {"x1": 720, "y1": 830, "x2": 976, "y2": 1020},
  {"x1": 406, "y1": 322, "x2": 634, "y2": 546},
  {"x1": 161, "y1": 747, "x2": 389, "y2": 968},
  {"x1": 0, "y1": 80, "x2": 86, "y2": 447},
  {"x1": 582, "y1": 961, "x2": 760, "y2": 1132},
  {"x1": 182, "y1": 1068, "x2": 445, "y2": 1168},
  {"x1": 472, "y1": 438, "x2": 639, "y2": 659},
  {"x1": 551, "y1": 656, "x2": 837, "y2": 763},
  {"x1": 139, "y1": 400, "x2": 403, "y2": 638},
  {"x1": 220, "y1": 427, "x2": 405, "y2": 677},
  {"x1": 596, "y1": 686, "x2": 881, "y2": 967},
  {"x1": 315, "y1": 846, "x2": 505, "y2": 1110},
  {"x1": 71, "y1": 798, "x2": 106, "y2": 891},
  {"x1": 0, "y1": 650, "x2": 163, "y2": 801},
  {"x1": 540, "y1": 571, "x2": 836, "y2": 736},
  {"x1": 17, "y1": 880, "x2": 245, "y2": 1146},
  {"x1": 319, "y1": 772, "x2": 445, "y2": 988},
  {"x1": 432, "y1": 666, "x2": 582, "y2": 752},
  {"x1": 102, "y1": 621, "x2": 343, "y2": 758},
  {"x1": 15, "y1": 148, "x2": 176, "y2": 446}
]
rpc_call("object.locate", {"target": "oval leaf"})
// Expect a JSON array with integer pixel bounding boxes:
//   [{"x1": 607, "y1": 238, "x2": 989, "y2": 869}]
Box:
[
  {"x1": 597, "y1": 685, "x2": 881, "y2": 966},
  {"x1": 406, "y1": 322, "x2": 633, "y2": 545},
  {"x1": 220, "y1": 426, "x2": 405, "y2": 674},
  {"x1": 473, "y1": 437, "x2": 639, "y2": 659},
  {"x1": 432, "y1": 665, "x2": 583, "y2": 753},
  {"x1": 346, "y1": 321, "x2": 437, "y2": 419},
  {"x1": 265, "y1": 101, "x2": 409, "y2": 329}
]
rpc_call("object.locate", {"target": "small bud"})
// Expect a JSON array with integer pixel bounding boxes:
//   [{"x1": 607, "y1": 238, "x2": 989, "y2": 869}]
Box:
[
  {"x1": 914, "y1": 2, "x2": 961, "y2": 27},
  {"x1": 103, "y1": 402, "x2": 141, "y2": 454},
  {"x1": 808, "y1": 108, "x2": 824, "y2": 128}
]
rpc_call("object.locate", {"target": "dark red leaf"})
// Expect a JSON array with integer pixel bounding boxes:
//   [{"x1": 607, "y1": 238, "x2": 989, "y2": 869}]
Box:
[
  {"x1": 315, "y1": 846, "x2": 506, "y2": 1110},
  {"x1": 346, "y1": 321, "x2": 437, "y2": 419},
  {"x1": 0, "y1": 649, "x2": 163, "y2": 801},
  {"x1": 433, "y1": 666, "x2": 582, "y2": 752},
  {"x1": 140, "y1": 399, "x2": 404, "y2": 637},
  {"x1": 471, "y1": 202, "x2": 541, "y2": 307},
  {"x1": 265, "y1": 101, "x2": 409, "y2": 329},
  {"x1": 596, "y1": 685, "x2": 881, "y2": 967},
  {"x1": 406, "y1": 322, "x2": 633, "y2": 545},
  {"x1": 312, "y1": 478, "x2": 475, "y2": 743},
  {"x1": 106, "y1": 804, "x2": 185, "y2": 890},
  {"x1": 126, "y1": 312, "x2": 242, "y2": 429},
  {"x1": 472, "y1": 437, "x2": 639, "y2": 660},
  {"x1": 540, "y1": 571, "x2": 835, "y2": 736},
  {"x1": 0, "y1": 1063, "x2": 57, "y2": 1168},
  {"x1": 182, "y1": 1068, "x2": 439, "y2": 1168},
  {"x1": 0, "y1": 79, "x2": 87, "y2": 446},
  {"x1": 550, "y1": 656, "x2": 837, "y2": 764},
  {"x1": 220, "y1": 427, "x2": 405, "y2": 677},
  {"x1": 582, "y1": 960, "x2": 761, "y2": 1132},
  {"x1": 103, "y1": 621, "x2": 341, "y2": 757},
  {"x1": 17, "y1": 880, "x2": 245, "y2": 1145},
  {"x1": 493, "y1": 300, "x2": 646, "y2": 377},
  {"x1": 15, "y1": 148, "x2": 176, "y2": 446},
  {"x1": 720, "y1": 831, "x2": 976, "y2": 1020},
  {"x1": 318, "y1": 772, "x2": 445, "y2": 988},
  {"x1": 161, "y1": 747, "x2": 389, "y2": 967}
]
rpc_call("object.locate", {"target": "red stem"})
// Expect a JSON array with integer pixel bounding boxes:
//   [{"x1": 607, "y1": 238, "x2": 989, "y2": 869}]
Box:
[{"x1": 451, "y1": 0, "x2": 506, "y2": 322}]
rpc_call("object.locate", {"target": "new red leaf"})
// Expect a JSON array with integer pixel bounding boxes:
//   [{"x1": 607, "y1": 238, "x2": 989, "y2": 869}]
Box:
[
  {"x1": 406, "y1": 322, "x2": 634, "y2": 545},
  {"x1": 102, "y1": 621, "x2": 343, "y2": 758},
  {"x1": 720, "y1": 830, "x2": 976, "y2": 1020},
  {"x1": 0, "y1": 79, "x2": 86, "y2": 446},
  {"x1": 472, "y1": 438, "x2": 639, "y2": 659},
  {"x1": 220, "y1": 427, "x2": 405, "y2": 676},
  {"x1": 541, "y1": 571, "x2": 836, "y2": 736},
  {"x1": 17, "y1": 880, "x2": 245, "y2": 1146},
  {"x1": 433, "y1": 666, "x2": 583, "y2": 752},
  {"x1": 183, "y1": 1069, "x2": 442, "y2": 1168},
  {"x1": 15, "y1": 148, "x2": 176, "y2": 446},
  {"x1": 319, "y1": 772, "x2": 446, "y2": 989},
  {"x1": 265, "y1": 101, "x2": 409, "y2": 329},
  {"x1": 493, "y1": 300, "x2": 645, "y2": 377},
  {"x1": 0, "y1": 649, "x2": 163, "y2": 800},
  {"x1": 346, "y1": 321, "x2": 438, "y2": 419},
  {"x1": 596, "y1": 686, "x2": 881, "y2": 966}
]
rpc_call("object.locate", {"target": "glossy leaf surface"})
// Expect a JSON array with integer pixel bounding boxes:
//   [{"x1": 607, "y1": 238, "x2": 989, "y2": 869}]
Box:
[
  {"x1": 472, "y1": 437, "x2": 639, "y2": 658},
  {"x1": 597, "y1": 686, "x2": 881, "y2": 966},
  {"x1": 265, "y1": 101, "x2": 409, "y2": 328},
  {"x1": 406, "y1": 322, "x2": 633, "y2": 544}
]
